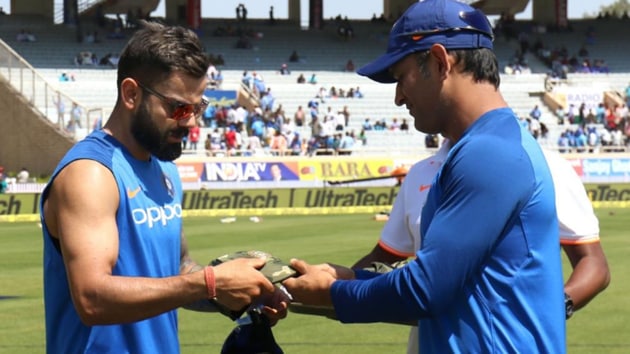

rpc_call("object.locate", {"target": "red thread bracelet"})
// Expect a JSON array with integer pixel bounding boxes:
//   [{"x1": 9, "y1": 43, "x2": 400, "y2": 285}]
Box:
[{"x1": 204, "y1": 266, "x2": 217, "y2": 299}]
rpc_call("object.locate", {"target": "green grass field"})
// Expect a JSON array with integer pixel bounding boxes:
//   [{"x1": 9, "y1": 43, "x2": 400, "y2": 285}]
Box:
[{"x1": 0, "y1": 209, "x2": 628, "y2": 353}]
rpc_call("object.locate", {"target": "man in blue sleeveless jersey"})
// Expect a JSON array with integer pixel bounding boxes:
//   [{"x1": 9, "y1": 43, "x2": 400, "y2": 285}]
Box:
[
  {"x1": 284, "y1": 0, "x2": 566, "y2": 352},
  {"x1": 41, "y1": 21, "x2": 287, "y2": 354}
]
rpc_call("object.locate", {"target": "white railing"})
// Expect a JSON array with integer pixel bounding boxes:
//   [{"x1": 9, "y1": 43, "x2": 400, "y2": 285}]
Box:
[{"x1": 0, "y1": 39, "x2": 103, "y2": 139}]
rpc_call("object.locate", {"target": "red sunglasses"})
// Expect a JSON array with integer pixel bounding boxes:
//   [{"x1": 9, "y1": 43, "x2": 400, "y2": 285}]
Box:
[{"x1": 134, "y1": 79, "x2": 209, "y2": 121}]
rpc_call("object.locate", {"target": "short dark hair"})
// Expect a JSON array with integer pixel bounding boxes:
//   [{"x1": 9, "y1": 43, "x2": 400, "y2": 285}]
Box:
[
  {"x1": 450, "y1": 48, "x2": 501, "y2": 89},
  {"x1": 414, "y1": 48, "x2": 500, "y2": 88},
  {"x1": 116, "y1": 20, "x2": 210, "y2": 90}
]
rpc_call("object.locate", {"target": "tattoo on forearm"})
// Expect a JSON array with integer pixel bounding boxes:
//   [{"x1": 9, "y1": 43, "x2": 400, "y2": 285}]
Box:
[{"x1": 180, "y1": 259, "x2": 203, "y2": 273}]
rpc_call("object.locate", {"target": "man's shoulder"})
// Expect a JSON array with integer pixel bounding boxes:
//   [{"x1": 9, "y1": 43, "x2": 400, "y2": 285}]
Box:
[{"x1": 407, "y1": 153, "x2": 444, "y2": 178}]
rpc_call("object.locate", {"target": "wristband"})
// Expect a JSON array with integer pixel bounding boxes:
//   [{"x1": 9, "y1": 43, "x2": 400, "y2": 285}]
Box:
[{"x1": 204, "y1": 266, "x2": 217, "y2": 299}]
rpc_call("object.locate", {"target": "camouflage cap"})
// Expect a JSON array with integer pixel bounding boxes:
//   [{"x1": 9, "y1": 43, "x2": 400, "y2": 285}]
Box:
[{"x1": 211, "y1": 250, "x2": 298, "y2": 284}]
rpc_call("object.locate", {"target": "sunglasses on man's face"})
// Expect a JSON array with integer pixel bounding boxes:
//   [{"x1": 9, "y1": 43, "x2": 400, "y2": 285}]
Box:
[{"x1": 134, "y1": 80, "x2": 209, "y2": 121}]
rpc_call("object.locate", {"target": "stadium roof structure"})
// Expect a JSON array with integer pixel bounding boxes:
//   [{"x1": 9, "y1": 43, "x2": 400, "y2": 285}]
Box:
[
  {"x1": 7, "y1": 0, "x2": 531, "y2": 23},
  {"x1": 470, "y1": 0, "x2": 530, "y2": 15}
]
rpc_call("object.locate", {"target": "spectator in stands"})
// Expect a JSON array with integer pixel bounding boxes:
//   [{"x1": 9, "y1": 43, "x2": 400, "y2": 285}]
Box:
[
  {"x1": 25, "y1": 30, "x2": 37, "y2": 42},
  {"x1": 374, "y1": 119, "x2": 387, "y2": 131},
  {"x1": 215, "y1": 54, "x2": 225, "y2": 66},
  {"x1": 202, "y1": 104, "x2": 216, "y2": 128},
  {"x1": 279, "y1": 63, "x2": 290, "y2": 75},
  {"x1": 204, "y1": 133, "x2": 212, "y2": 156},
  {"x1": 389, "y1": 117, "x2": 401, "y2": 130},
  {"x1": 71, "y1": 102, "x2": 83, "y2": 128},
  {"x1": 294, "y1": 105, "x2": 305, "y2": 127},
  {"x1": 400, "y1": 118, "x2": 409, "y2": 132},
  {"x1": 241, "y1": 70, "x2": 252, "y2": 89},
  {"x1": 53, "y1": 93, "x2": 66, "y2": 128},
  {"x1": 583, "y1": 109, "x2": 596, "y2": 125},
  {"x1": 362, "y1": 118, "x2": 373, "y2": 131},
  {"x1": 425, "y1": 134, "x2": 439, "y2": 148},
  {"x1": 224, "y1": 126, "x2": 238, "y2": 156},
  {"x1": 586, "y1": 125, "x2": 599, "y2": 150},
  {"x1": 17, "y1": 167, "x2": 30, "y2": 183},
  {"x1": 308, "y1": 73, "x2": 318, "y2": 85},
  {"x1": 260, "y1": 88, "x2": 275, "y2": 112},
  {"x1": 574, "y1": 127, "x2": 588, "y2": 151},
  {"x1": 577, "y1": 60, "x2": 591, "y2": 73},
  {"x1": 595, "y1": 103, "x2": 606, "y2": 124},
  {"x1": 296, "y1": 73, "x2": 306, "y2": 84},
  {"x1": 270, "y1": 129, "x2": 288, "y2": 156},
  {"x1": 65, "y1": 118, "x2": 77, "y2": 134},
  {"x1": 625, "y1": 83, "x2": 630, "y2": 106},
  {"x1": 577, "y1": 103, "x2": 587, "y2": 126},
  {"x1": 0, "y1": 7, "x2": 7, "y2": 15},
  {"x1": 238, "y1": 3, "x2": 248, "y2": 21},
  {"x1": 557, "y1": 131, "x2": 570, "y2": 153},
  {"x1": 252, "y1": 72, "x2": 266, "y2": 97},
  {"x1": 529, "y1": 105, "x2": 542, "y2": 121},
  {"x1": 92, "y1": 114, "x2": 103, "y2": 132},
  {"x1": 333, "y1": 110, "x2": 345, "y2": 131},
  {"x1": 188, "y1": 124, "x2": 200, "y2": 151},
  {"x1": 289, "y1": 133, "x2": 302, "y2": 156},
  {"x1": 307, "y1": 98, "x2": 319, "y2": 116},
  {"x1": 329, "y1": 86, "x2": 338, "y2": 98},
  {"x1": 289, "y1": 50, "x2": 300, "y2": 63},
  {"x1": 604, "y1": 106, "x2": 617, "y2": 130},
  {"x1": 341, "y1": 106, "x2": 351, "y2": 127},
  {"x1": 566, "y1": 104, "x2": 576, "y2": 124},
  {"x1": 84, "y1": 31, "x2": 94, "y2": 43},
  {"x1": 354, "y1": 86, "x2": 364, "y2": 98},
  {"x1": 250, "y1": 113, "x2": 265, "y2": 141},
  {"x1": 517, "y1": 31, "x2": 530, "y2": 54},
  {"x1": 554, "y1": 105, "x2": 566, "y2": 125},
  {"x1": 268, "y1": 6, "x2": 275, "y2": 26},
  {"x1": 209, "y1": 129, "x2": 223, "y2": 155},
  {"x1": 592, "y1": 59, "x2": 609, "y2": 73},
  {"x1": 17, "y1": 29, "x2": 37, "y2": 42},
  {"x1": 337, "y1": 16, "x2": 354, "y2": 40},
  {"x1": 181, "y1": 133, "x2": 188, "y2": 150},
  {"x1": 529, "y1": 118, "x2": 542, "y2": 140},
  {"x1": 211, "y1": 70, "x2": 224, "y2": 89},
  {"x1": 358, "y1": 128, "x2": 367, "y2": 146},
  {"x1": 0, "y1": 167, "x2": 7, "y2": 194},
  {"x1": 345, "y1": 59, "x2": 355, "y2": 72},
  {"x1": 59, "y1": 72, "x2": 75, "y2": 82}
]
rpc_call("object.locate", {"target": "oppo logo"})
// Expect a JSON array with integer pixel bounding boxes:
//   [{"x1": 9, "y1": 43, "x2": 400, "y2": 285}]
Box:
[{"x1": 132, "y1": 204, "x2": 183, "y2": 228}]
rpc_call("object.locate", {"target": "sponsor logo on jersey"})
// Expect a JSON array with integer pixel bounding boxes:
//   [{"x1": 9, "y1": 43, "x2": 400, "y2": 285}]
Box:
[
  {"x1": 132, "y1": 203, "x2": 182, "y2": 228},
  {"x1": 126, "y1": 186, "x2": 142, "y2": 199},
  {"x1": 419, "y1": 184, "x2": 431, "y2": 192}
]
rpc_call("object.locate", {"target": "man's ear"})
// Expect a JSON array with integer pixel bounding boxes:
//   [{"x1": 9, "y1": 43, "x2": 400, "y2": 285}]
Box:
[
  {"x1": 429, "y1": 44, "x2": 451, "y2": 79},
  {"x1": 120, "y1": 78, "x2": 140, "y2": 110}
]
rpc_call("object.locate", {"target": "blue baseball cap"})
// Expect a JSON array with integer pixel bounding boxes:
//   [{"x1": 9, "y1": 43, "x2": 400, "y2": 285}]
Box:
[{"x1": 358, "y1": 0, "x2": 494, "y2": 83}]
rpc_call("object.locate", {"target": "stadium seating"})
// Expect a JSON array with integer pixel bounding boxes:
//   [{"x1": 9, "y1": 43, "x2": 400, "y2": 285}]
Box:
[{"x1": 2, "y1": 14, "x2": 630, "y2": 156}]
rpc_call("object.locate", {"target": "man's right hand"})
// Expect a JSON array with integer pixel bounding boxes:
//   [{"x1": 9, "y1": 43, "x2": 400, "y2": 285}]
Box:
[{"x1": 213, "y1": 258, "x2": 275, "y2": 311}]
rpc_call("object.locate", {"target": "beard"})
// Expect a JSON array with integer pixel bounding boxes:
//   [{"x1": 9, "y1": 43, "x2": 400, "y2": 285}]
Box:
[{"x1": 131, "y1": 100, "x2": 188, "y2": 161}]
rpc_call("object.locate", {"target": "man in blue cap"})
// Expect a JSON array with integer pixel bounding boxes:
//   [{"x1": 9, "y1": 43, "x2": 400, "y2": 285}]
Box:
[{"x1": 283, "y1": 0, "x2": 566, "y2": 352}]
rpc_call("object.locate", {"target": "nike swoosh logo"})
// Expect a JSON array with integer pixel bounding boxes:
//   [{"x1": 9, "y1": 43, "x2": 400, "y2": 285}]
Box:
[
  {"x1": 127, "y1": 186, "x2": 142, "y2": 199},
  {"x1": 419, "y1": 184, "x2": 431, "y2": 192}
]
